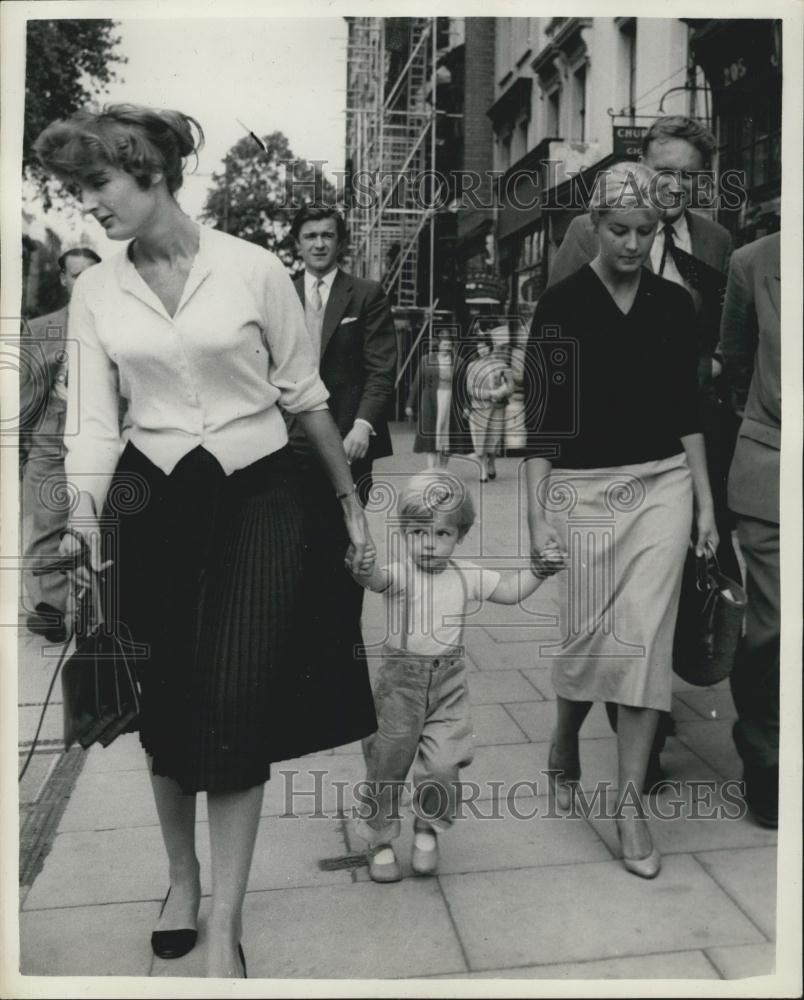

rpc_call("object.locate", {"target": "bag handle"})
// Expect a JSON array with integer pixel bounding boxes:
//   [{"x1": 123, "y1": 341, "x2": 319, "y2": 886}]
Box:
[{"x1": 19, "y1": 538, "x2": 102, "y2": 782}]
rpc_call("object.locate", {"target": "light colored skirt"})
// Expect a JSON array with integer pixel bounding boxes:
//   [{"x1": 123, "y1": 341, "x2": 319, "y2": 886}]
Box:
[
  {"x1": 545, "y1": 452, "x2": 693, "y2": 712},
  {"x1": 434, "y1": 387, "x2": 452, "y2": 453}
]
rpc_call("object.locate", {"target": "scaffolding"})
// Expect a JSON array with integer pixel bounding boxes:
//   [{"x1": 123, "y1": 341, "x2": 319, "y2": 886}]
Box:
[{"x1": 345, "y1": 17, "x2": 438, "y2": 335}]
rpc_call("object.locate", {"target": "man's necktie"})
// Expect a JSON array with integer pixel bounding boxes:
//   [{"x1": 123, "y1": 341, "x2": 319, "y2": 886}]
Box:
[
  {"x1": 659, "y1": 222, "x2": 724, "y2": 300},
  {"x1": 305, "y1": 278, "x2": 325, "y2": 356},
  {"x1": 309, "y1": 278, "x2": 324, "y2": 313}
]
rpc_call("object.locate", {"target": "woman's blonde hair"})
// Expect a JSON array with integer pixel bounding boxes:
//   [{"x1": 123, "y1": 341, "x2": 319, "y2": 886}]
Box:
[{"x1": 589, "y1": 161, "x2": 659, "y2": 219}]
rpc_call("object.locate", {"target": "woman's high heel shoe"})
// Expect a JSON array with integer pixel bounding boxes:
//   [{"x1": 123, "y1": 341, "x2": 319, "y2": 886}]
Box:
[
  {"x1": 238, "y1": 943, "x2": 247, "y2": 979},
  {"x1": 547, "y1": 743, "x2": 581, "y2": 811},
  {"x1": 615, "y1": 820, "x2": 661, "y2": 879},
  {"x1": 150, "y1": 887, "x2": 198, "y2": 959}
]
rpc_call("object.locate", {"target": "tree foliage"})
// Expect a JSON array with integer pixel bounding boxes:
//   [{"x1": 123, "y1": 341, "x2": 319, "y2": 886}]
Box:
[
  {"x1": 24, "y1": 19, "x2": 126, "y2": 189},
  {"x1": 201, "y1": 132, "x2": 337, "y2": 272}
]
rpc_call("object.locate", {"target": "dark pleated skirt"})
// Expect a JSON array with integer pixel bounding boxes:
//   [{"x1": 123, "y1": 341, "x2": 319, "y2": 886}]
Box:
[{"x1": 103, "y1": 442, "x2": 374, "y2": 794}]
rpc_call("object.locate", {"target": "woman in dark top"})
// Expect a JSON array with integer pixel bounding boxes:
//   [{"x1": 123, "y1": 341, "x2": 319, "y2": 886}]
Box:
[{"x1": 524, "y1": 162, "x2": 718, "y2": 878}]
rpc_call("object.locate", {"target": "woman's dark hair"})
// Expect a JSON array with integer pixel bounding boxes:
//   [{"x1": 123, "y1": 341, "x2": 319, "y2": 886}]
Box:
[
  {"x1": 58, "y1": 247, "x2": 102, "y2": 271},
  {"x1": 34, "y1": 104, "x2": 204, "y2": 194},
  {"x1": 290, "y1": 202, "x2": 347, "y2": 243}
]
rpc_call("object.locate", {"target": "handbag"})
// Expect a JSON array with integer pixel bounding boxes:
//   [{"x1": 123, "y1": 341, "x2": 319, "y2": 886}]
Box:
[
  {"x1": 672, "y1": 549, "x2": 747, "y2": 687},
  {"x1": 19, "y1": 536, "x2": 143, "y2": 782},
  {"x1": 60, "y1": 550, "x2": 143, "y2": 751}
]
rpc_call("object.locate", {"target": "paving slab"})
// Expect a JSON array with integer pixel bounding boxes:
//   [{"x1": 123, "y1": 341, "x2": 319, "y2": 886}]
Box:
[
  {"x1": 467, "y1": 669, "x2": 543, "y2": 705},
  {"x1": 22, "y1": 825, "x2": 174, "y2": 911},
  {"x1": 464, "y1": 628, "x2": 546, "y2": 671},
  {"x1": 19, "y1": 703, "x2": 63, "y2": 746},
  {"x1": 81, "y1": 732, "x2": 148, "y2": 773},
  {"x1": 694, "y1": 846, "x2": 778, "y2": 939},
  {"x1": 705, "y1": 942, "x2": 777, "y2": 979},
  {"x1": 520, "y1": 666, "x2": 556, "y2": 699},
  {"x1": 239, "y1": 880, "x2": 467, "y2": 979},
  {"x1": 20, "y1": 900, "x2": 160, "y2": 977},
  {"x1": 58, "y1": 768, "x2": 158, "y2": 831},
  {"x1": 265, "y1": 752, "x2": 366, "y2": 817},
  {"x1": 440, "y1": 854, "x2": 765, "y2": 972},
  {"x1": 427, "y1": 949, "x2": 720, "y2": 979},
  {"x1": 17, "y1": 638, "x2": 66, "y2": 705},
  {"x1": 23, "y1": 809, "x2": 350, "y2": 911},
  {"x1": 471, "y1": 703, "x2": 529, "y2": 746},
  {"x1": 676, "y1": 687, "x2": 738, "y2": 722},
  {"x1": 675, "y1": 719, "x2": 743, "y2": 780}
]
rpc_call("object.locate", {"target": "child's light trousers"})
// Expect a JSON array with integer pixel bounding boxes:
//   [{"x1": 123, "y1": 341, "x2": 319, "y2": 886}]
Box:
[{"x1": 356, "y1": 644, "x2": 474, "y2": 845}]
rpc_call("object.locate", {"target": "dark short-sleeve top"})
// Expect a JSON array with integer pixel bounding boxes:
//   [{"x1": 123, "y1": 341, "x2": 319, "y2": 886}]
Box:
[{"x1": 520, "y1": 265, "x2": 700, "y2": 469}]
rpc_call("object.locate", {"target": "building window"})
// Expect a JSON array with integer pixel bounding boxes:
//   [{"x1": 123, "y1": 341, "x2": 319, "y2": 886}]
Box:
[
  {"x1": 572, "y1": 64, "x2": 587, "y2": 141},
  {"x1": 546, "y1": 86, "x2": 561, "y2": 135},
  {"x1": 513, "y1": 115, "x2": 529, "y2": 162}
]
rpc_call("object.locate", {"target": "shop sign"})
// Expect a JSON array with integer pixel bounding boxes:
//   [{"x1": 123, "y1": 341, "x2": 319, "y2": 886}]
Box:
[{"x1": 612, "y1": 125, "x2": 648, "y2": 158}]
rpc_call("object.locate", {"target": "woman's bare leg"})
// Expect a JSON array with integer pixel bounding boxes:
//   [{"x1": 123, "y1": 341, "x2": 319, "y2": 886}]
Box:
[
  {"x1": 553, "y1": 695, "x2": 593, "y2": 759},
  {"x1": 149, "y1": 766, "x2": 201, "y2": 932},
  {"x1": 205, "y1": 783, "x2": 264, "y2": 978},
  {"x1": 615, "y1": 705, "x2": 659, "y2": 858}
]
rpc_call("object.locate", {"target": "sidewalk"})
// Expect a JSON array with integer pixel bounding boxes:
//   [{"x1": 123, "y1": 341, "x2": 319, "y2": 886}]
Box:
[{"x1": 17, "y1": 426, "x2": 779, "y2": 982}]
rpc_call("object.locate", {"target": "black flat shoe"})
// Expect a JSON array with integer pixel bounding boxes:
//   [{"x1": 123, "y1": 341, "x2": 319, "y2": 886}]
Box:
[
  {"x1": 150, "y1": 888, "x2": 198, "y2": 960},
  {"x1": 238, "y1": 943, "x2": 247, "y2": 979}
]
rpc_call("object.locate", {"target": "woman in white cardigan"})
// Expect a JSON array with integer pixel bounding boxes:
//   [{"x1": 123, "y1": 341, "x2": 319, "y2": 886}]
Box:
[{"x1": 35, "y1": 104, "x2": 375, "y2": 978}]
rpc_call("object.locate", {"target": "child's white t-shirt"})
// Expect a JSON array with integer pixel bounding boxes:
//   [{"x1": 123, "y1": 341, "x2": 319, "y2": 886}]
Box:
[{"x1": 381, "y1": 558, "x2": 501, "y2": 656}]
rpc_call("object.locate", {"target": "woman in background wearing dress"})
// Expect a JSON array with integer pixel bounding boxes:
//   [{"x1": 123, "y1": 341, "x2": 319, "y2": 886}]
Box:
[
  {"x1": 405, "y1": 335, "x2": 455, "y2": 468},
  {"x1": 523, "y1": 162, "x2": 717, "y2": 878},
  {"x1": 465, "y1": 338, "x2": 513, "y2": 482},
  {"x1": 35, "y1": 104, "x2": 375, "y2": 977}
]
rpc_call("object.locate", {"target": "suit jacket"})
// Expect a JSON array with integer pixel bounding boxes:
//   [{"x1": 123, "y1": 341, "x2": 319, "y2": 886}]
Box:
[
  {"x1": 722, "y1": 233, "x2": 781, "y2": 524},
  {"x1": 290, "y1": 268, "x2": 397, "y2": 463},
  {"x1": 548, "y1": 210, "x2": 733, "y2": 289},
  {"x1": 19, "y1": 306, "x2": 69, "y2": 435}
]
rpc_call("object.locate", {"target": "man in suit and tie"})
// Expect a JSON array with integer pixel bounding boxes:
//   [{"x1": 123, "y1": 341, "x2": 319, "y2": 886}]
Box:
[
  {"x1": 20, "y1": 247, "x2": 101, "y2": 641},
  {"x1": 289, "y1": 203, "x2": 397, "y2": 506},
  {"x1": 548, "y1": 117, "x2": 737, "y2": 779},
  {"x1": 721, "y1": 232, "x2": 781, "y2": 828}
]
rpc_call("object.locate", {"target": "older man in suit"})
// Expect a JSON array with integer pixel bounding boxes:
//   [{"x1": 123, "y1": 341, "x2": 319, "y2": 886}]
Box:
[
  {"x1": 20, "y1": 247, "x2": 101, "y2": 641},
  {"x1": 721, "y1": 232, "x2": 781, "y2": 828}
]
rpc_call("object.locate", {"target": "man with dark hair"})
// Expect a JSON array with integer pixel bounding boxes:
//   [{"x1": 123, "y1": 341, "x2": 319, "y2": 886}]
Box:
[
  {"x1": 21, "y1": 247, "x2": 101, "y2": 641},
  {"x1": 547, "y1": 116, "x2": 737, "y2": 782},
  {"x1": 281, "y1": 204, "x2": 396, "y2": 752},
  {"x1": 289, "y1": 203, "x2": 397, "y2": 503}
]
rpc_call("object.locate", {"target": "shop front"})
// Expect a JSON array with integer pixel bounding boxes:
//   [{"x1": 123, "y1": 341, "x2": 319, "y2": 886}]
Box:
[{"x1": 687, "y1": 18, "x2": 782, "y2": 245}]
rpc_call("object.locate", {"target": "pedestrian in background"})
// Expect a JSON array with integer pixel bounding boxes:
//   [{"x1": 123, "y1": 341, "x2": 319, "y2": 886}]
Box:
[
  {"x1": 721, "y1": 231, "x2": 781, "y2": 829},
  {"x1": 20, "y1": 247, "x2": 101, "y2": 642},
  {"x1": 405, "y1": 334, "x2": 456, "y2": 469},
  {"x1": 465, "y1": 338, "x2": 513, "y2": 482}
]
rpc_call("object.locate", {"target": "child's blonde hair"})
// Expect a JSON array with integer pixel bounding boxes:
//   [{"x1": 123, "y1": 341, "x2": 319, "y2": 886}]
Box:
[{"x1": 398, "y1": 471, "x2": 475, "y2": 539}]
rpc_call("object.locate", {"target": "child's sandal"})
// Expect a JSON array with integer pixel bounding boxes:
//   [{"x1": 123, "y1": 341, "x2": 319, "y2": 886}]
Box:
[{"x1": 367, "y1": 843, "x2": 402, "y2": 883}]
